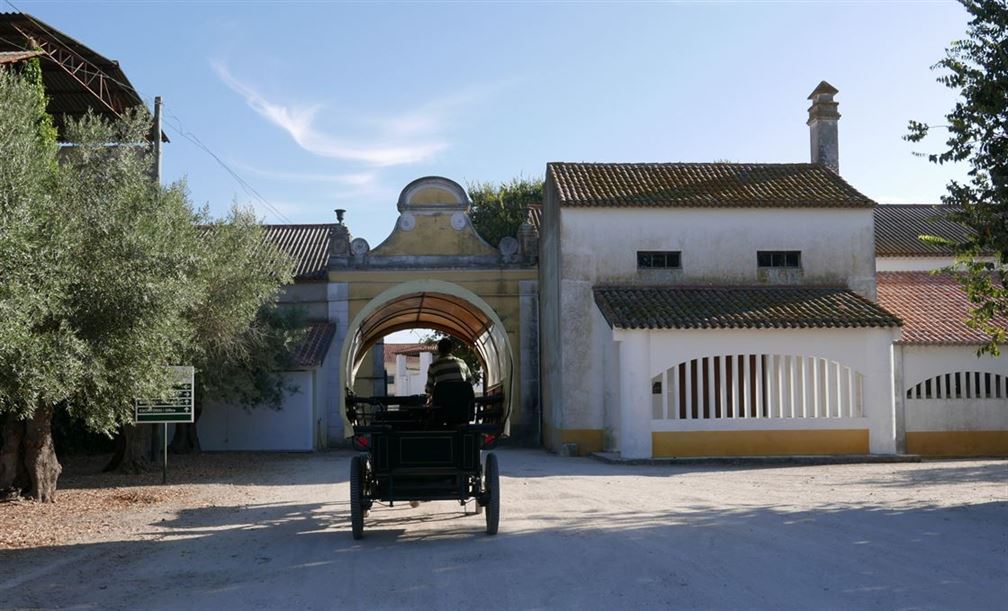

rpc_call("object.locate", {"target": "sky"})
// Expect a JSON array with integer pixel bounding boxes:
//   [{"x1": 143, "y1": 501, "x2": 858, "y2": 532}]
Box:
[{"x1": 13, "y1": 0, "x2": 968, "y2": 249}]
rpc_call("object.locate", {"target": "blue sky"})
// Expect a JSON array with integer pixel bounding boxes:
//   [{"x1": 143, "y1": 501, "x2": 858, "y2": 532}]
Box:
[{"x1": 17, "y1": 0, "x2": 968, "y2": 247}]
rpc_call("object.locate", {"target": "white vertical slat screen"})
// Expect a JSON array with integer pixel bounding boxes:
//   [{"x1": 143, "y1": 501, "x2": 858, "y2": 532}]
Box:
[{"x1": 652, "y1": 355, "x2": 866, "y2": 421}]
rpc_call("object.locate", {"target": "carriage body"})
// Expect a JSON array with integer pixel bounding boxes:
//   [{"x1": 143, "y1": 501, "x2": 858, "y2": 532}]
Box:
[{"x1": 345, "y1": 382, "x2": 504, "y2": 538}]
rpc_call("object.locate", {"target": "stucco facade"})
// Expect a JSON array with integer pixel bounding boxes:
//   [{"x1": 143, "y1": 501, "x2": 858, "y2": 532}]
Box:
[{"x1": 540, "y1": 184, "x2": 887, "y2": 457}]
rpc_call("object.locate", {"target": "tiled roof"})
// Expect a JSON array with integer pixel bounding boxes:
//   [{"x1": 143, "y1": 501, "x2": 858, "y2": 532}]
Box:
[
  {"x1": 594, "y1": 286, "x2": 901, "y2": 330},
  {"x1": 263, "y1": 224, "x2": 334, "y2": 281},
  {"x1": 383, "y1": 342, "x2": 436, "y2": 367},
  {"x1": 291, "y1": 321, "x2": 336, "y2": 368},
  {"x1": 527, "y1": 204, "x2": 542, "y2": 233},
  {"x1": 548, "y1": 162, "x2": 875, "y2": 209},
  {"x1": 877, "y1": 272, "x2": 1004, "y2": 345},
  {"x1": 874, "y1": 204, "x2": 973, "y2": 256}
]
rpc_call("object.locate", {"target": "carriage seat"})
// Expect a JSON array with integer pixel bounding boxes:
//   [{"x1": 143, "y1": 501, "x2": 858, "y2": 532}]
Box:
[{"x1": 430, "y1": 381, "x2": 475, "y2": 427}]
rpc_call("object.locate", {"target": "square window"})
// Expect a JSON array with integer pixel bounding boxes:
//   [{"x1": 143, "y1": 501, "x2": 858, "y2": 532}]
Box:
[
  {"x1": 757, "y1": 250, "x2": 801, "y2": 268},
  {"x1": 637, "y1": 251, "x2": 681, "y2": 269}
]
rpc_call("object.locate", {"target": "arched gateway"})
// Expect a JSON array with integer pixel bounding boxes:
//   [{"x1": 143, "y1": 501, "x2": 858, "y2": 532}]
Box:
[{"x1": 325, "y1": 177, "x2": 540, "y2": 445}]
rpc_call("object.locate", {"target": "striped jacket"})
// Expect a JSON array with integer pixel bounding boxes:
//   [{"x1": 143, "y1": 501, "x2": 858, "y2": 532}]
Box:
[{"x1": 425, "y1": 355, "x2": 472, "y2": 394}]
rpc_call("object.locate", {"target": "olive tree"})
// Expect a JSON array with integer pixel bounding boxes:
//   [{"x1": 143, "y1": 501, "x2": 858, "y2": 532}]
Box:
[{"x1": 906, "y1": 0, "x2": 1008, "y2": 355}]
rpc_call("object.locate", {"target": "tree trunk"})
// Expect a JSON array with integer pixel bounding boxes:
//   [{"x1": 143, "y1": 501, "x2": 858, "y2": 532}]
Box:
[
  {"x1": 103, "y1": 423, "x2": 151, "y2": 474},
  {"x1": 23, "y1": 404, "x2": 61, "y2": 502},
  {"x1": 169, "y1": 402, "x2": 201, "y2": 454},
  {"x1": 169, "y1": 423, "x2": 201, "y2": 454},
  {"x1": 0, "y1": 414, "x2": 30, "y2": 496}
]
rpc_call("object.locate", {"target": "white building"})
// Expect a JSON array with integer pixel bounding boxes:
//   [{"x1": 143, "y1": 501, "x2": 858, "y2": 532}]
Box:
[
  {"x1": 874, "y1": 205, "x2": 1008, "y2": 456},
  {"x1": 539, "y1": 82, "x2": 905, "y2": 459}
]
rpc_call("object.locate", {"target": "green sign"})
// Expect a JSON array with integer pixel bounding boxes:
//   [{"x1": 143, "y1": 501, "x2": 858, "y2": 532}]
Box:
[{"x1": 135, "y1": 366, "x2": 194, "y2": 423}]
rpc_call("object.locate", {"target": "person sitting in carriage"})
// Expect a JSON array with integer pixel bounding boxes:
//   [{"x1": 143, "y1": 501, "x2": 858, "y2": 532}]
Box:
[{"x1": 425, "y1": 338, "x2": 472, "y2": 399}]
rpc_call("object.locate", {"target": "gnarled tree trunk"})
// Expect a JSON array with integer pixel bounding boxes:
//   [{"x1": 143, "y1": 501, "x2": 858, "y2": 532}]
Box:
[
  {"x1": 0, "y1": 406, "x2": 62, "y2": 502},
  {"x1": 104, "y1": 423, "x2": 152, "y2": 474},
  {"x1": 169, "y1": 402, "x2": 202, "y2": 454}
]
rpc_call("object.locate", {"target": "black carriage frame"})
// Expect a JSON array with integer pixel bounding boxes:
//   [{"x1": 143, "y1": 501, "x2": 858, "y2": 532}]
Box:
[{"x1": 346, "y1": 381, "x2": 505, "y2": 539}]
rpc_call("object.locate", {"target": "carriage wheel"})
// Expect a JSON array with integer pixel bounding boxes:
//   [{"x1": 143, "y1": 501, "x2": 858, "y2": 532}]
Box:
[
  {"x1": 350, "y1": 454, "x2": 366, "y2": 540},
  {"x1": 484, "y1": 453, "x2": 500, "y2": 535}
]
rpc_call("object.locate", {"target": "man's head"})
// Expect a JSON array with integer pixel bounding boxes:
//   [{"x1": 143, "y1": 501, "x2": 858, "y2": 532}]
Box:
[{"x1": 436, "y1": 337, "x2": 454, "y2": 356}]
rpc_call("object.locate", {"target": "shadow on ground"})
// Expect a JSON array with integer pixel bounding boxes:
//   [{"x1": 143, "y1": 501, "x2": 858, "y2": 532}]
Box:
[{"x1": 3, "y1": 485, "x2": 1006, "y2": 610}]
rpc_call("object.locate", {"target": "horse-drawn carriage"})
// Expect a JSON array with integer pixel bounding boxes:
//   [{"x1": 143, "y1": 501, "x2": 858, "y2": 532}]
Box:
[{"x1": 345, "y1": 382, "x2": 507, "y2": 539}]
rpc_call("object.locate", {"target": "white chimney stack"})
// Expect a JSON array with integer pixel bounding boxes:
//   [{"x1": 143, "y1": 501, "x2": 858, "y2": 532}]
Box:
[{"x1": 807, "y1": 81, "x2": 840, "y2": 173}]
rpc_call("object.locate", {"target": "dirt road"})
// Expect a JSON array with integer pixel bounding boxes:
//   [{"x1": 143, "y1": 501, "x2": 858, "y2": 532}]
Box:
[{"x1": 2, "y1": 450, "x2": 1006, "y2": 610}]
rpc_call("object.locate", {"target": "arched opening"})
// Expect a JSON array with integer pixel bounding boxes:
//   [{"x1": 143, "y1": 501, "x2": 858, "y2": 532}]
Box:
[{"x1": 340, "y1": 280, "x2": 514, "y2": 437}]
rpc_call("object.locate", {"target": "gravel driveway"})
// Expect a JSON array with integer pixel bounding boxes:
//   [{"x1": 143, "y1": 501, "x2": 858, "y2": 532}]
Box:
[{"x1": 2, "y1": 449, "x2": 1006, "y2": 610}]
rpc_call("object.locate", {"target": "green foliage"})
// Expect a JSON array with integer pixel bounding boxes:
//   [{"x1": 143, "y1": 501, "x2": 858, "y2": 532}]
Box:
[
  {"x1": 0, "y1": 66, "x2": 298, "y2": 447},
  {"x1": 0, "y1": 69, "x2": 81, "y2": 421},
  {"x1": 419, "y1": 332, "x2": 483, "y2": 386},
  {"x1": 22, "y1": 58, "x2": 58, "y2": 149},
  {"x1": 467, "y1": 177, "x2": 542, "y2": 248},
  {"x1": 187, "y1": 212, "x2": 300, "y2": 411},
  {"x1": 906, "y1": 0, "x2": 1008, "y2": 355}
]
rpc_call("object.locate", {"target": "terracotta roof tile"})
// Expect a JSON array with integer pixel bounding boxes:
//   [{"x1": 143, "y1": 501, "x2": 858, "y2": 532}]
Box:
[
  {"x1": 594, "y1": 286, "x2": 901, "y2": 330},
  {"x1": 874, "y1": 205, "x2": 973, "y2": 256},
  {"x1": 877, "y1": 272, "x2": 1004, "y2": 344},
  {"x1": 527, "y1": 204, "x2": 542, "y2": 233},
  {"x1": 548, "y1": 162, "x2": 875, "y2": 209},
  {"x1": 383, "y1": 343, "x2": 435, "y2": 366},
  {"x1": 291, "y1": 321, "x2": 336, "y2": 368},
  {"x1": 263, "y1": 224, "x2": 334, "y2": 281}
]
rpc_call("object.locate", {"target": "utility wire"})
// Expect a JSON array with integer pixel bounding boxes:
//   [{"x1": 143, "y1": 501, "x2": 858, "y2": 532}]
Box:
[{"x1": 3, "y1": 0, "x2": 292, "y2": 224}]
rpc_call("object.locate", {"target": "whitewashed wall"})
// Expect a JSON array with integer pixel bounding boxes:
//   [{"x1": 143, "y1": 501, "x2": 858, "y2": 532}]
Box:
[
  {"x1": 556, "y1": 206, "x2": 877, "y2": 447},
  {"x1": 561, "y1": 207, "x2": 877, "y2": 297},
  {"x1": 612, "y1": 327, "x2": 899, "y2": 458},
  {"x1": 898, "y1": 344, "x2": 1008, "y2": 434},
  {"x1": 199, "y1": 371, "x2": 315, "y2": 451}
]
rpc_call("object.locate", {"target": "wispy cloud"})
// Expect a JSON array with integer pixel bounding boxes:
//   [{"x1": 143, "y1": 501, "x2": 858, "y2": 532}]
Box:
[
  {"x1": 213, "y1": 61, "x2": 451, "y2": 166},
  {"x1": 230, "y1": 160, "x2": 378, "y2": 187}
]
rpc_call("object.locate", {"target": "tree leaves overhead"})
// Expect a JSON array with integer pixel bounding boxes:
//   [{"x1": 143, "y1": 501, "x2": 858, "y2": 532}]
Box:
[
  {"x1": 906, "y1": 0, "x2": 1008, "y2": 355},
  {"x1": 0, "y1": 67, "x2": 299, "y2": 433},
  {"x1": 467, "y1": 177, "x2": 542, "y2": 248}
]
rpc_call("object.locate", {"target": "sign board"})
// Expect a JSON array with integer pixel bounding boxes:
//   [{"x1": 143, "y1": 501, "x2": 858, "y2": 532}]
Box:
[{"x1": 135, "y1": 366, "x2": 194, "y2": 423}]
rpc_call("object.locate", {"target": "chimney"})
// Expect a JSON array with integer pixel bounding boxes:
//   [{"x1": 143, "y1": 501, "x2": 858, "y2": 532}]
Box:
[{"x1": 807, "y1": 81, "x2": 840, "y2": 173}]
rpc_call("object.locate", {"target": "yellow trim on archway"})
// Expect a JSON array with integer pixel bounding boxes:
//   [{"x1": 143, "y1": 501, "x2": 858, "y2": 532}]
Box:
[{"x1": 339, "y1": 279, "x2": 515, "y2": 438}]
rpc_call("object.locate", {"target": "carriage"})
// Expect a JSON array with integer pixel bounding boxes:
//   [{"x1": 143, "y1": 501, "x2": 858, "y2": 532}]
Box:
[{"x1": 345, "y1": 381, "x2": 507, "y2": 539}]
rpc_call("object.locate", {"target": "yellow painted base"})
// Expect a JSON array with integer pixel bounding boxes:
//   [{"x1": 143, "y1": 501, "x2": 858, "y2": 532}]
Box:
[
  {"x1": 906, "y1": 431, "x2": 1008, "y2": 457},
  {"x1": 652, "y1": 429, "x2": 869, "y2": 457},
  {"x1": 560, "y1": 429, "x2": 605, "y2": 456}
]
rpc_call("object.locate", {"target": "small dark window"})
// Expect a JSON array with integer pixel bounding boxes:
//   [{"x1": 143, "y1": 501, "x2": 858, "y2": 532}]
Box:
[
  {"x1": 638, "y1": 251, "x2": 681, "y2": 269},
  {"x1": 757, "y1": 250, "x2": 801, "y2": 268}
]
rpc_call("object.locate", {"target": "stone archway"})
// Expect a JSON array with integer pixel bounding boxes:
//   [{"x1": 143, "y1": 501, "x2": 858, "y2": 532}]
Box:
[
  {"x1": 338, "y1": 279, "x2": 516, "y2": 438},
  {"x1": 325, "y1": 176, "x2": 539, "y2": 447}
]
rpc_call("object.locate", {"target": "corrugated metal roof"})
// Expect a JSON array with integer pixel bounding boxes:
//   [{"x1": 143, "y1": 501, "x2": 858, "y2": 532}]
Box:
[
  {"x1": 877, "y1": 272, "x2": 1003, "y2": 345},
  {"x1": 291, "y1": 321, "x2": 336, "y2": 368},
  {"x1": 262, "y1": 224, "x2": 334, "y2": 281},
  {"x1": 548, "y1": 162, "x2": 875, "y2": 209},
  {"x1": 874, "y1": 204, "x2": 973, "y2": 256},
  {"x1": 594, "y1": 285, "x2": 901, "y2": 330},
  {"x1": 0, "y1": 13, "x2": 164, "y2": 141}
]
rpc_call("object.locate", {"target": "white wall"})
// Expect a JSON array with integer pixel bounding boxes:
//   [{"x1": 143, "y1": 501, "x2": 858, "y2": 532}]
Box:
[
  {"x1": 612, "y1": 326, "x2": 900, "y2": 458},
  {"x1": 198, "y1": 371, "x2": 315, "y2": 451},
  {"x1": 556, "y1": 206, "x2": 877, "y2": 448},
  {"x1": 897, "y1": 344, "x2": 1008, "y2": 433},
  {"x1": 876, "y1": 256, "x2": 955, "y2": 272},
  {"x1": 561, "y1": 207, "x2": 877, "y2": 298}
]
